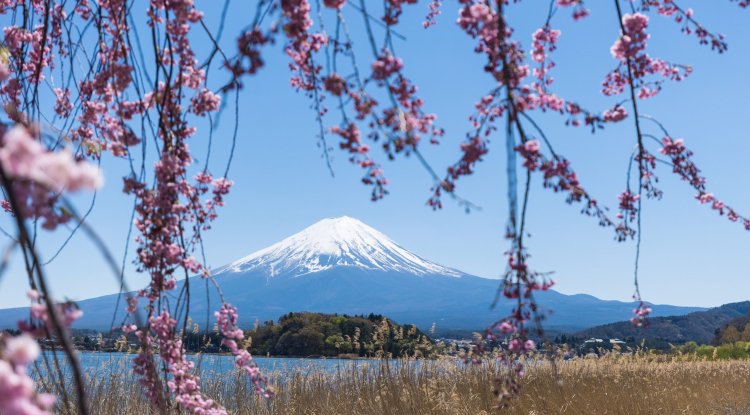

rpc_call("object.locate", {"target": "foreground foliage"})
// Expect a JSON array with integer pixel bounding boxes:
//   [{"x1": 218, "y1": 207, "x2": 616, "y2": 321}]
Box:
[
  {"x1": 673, "y1": 341, "x2": 750, "y2": 360},
  {"x1": 55, "y1": 353, "x2": 750, "y2": 415}
]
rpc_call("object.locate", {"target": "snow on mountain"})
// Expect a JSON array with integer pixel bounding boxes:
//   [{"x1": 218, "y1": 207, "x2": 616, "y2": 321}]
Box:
[
  {"x1": 0, "y1": 216, "x2": 709, "y2": 332},
  {"x1": 216, "y1": 216, "x2": 463, "y2": 278}
]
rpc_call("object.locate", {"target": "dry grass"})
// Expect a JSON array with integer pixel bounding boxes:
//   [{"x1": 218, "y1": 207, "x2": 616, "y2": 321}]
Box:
[{"x1": 56, "y1": 353, "x2": 750, "y2": 415}]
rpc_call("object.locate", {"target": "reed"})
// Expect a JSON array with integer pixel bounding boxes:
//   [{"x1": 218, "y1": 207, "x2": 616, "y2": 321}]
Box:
[{"x1": 55, "y1": 353, "x2": 750, "y2": 414}]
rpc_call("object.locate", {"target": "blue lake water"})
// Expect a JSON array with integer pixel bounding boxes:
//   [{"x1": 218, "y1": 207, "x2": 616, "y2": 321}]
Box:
[{"x1": 36, "y1": 351, "x2": 416, "y2": 380}]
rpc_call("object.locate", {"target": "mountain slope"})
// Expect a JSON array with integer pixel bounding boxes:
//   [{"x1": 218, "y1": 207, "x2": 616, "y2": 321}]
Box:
[
  {"x1": 216, "y1": 216, "x2": 463, "y2": 277},
  {"x1": 712, "y1": 307, "x2": 750, "y2": 344},
  {"x1": 574, "y1": 301, "x2": 750, "y2": 344},
  {"x1": 0, "y1": 217, "x2": 705, "y2": 333}
]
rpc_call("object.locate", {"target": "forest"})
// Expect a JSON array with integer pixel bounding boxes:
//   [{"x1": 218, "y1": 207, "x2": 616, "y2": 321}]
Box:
[{"x1": 244, "y1": 312, "x2": 437, "y2": 358}]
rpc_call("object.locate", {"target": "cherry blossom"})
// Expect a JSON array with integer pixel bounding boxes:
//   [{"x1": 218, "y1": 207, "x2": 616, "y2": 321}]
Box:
[
  {"x1": 0, "y1": 1, "x2": 746, "y2": 413},
  {"x1": 423, "y1": 1, "x2": 442, "y2": 28},
  {"x1": 604, "y1": 12, "x2": 692, "y2": 99},
  {"x1": 0, "y1": 334, "x2": 55, "y2": 415},
  {"x1": 603, "y1": 105, "x2": 628, "y2": 122},
  {"x1": 215, "y1": 304, "x2": 273, "y2": 397}
]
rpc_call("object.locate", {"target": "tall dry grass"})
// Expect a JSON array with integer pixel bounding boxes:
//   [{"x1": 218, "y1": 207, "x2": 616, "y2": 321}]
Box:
[{"x1": 55, "y1": 353, "x2": 750, "y2": 415}]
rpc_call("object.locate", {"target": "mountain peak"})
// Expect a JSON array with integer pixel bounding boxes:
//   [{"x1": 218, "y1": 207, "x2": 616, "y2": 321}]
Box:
[{"x1": 217, "y1": 216, "x2": 463, "y2": 278}]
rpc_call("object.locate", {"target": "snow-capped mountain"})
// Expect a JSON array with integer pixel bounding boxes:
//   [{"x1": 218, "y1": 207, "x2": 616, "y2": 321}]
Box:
[
  {"x1": 217, "y1": 216, "x2": 462, "y2": 278},
  {"x1": 0, "y1": 216, "x2": 706, "y2": 333}
]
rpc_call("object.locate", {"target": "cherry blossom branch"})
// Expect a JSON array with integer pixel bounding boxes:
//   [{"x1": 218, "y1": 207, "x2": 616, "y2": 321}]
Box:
[
  {"x1": 0, "y1": 167, "x2": 89, "y2": 415},
  {"x1": 613, "y1": 0, "x2": 651, "y2": 325}
]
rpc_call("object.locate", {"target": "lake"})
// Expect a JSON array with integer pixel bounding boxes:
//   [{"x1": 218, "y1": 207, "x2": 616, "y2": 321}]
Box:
[{"x1": 36, "y1": 351, "x2": 419, "y2": 380}]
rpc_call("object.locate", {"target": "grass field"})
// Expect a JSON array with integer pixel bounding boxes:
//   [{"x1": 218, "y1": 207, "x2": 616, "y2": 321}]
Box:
[{"x1": 56, "y1": 353, "x2": 750, "y2": 415}]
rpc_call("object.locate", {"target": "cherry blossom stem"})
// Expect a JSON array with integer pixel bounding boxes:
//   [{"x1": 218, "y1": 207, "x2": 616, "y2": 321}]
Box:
[
  {"x1": 615, "y1": 0, "x2": 648, "y2": 302},
  {"x1": 0, "y1": 168, "x2": 89, "y2": 415}
]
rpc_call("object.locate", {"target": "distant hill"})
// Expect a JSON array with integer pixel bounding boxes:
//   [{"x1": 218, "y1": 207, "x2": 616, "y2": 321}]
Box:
[
  {"x1": 0, "y1": 217, "x2": 705, "y2": 334},
  {"x1": 245, "y1": 312, "x2": 435, "y2": 358},
  {"x1": 574, "y1": 301, "x2": 750, "y2": 345}
]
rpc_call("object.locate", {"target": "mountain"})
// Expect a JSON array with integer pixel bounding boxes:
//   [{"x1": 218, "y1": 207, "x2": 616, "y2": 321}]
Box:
[
  {"x1": 574, "y1": 301, "x2": 750, "y2": 345},
  {"x1": 216, "y1": 216, "x2": 463, "y2": 277},
  {"x1": 0, "y1": 216, "x2": 705, "y2": 334}
]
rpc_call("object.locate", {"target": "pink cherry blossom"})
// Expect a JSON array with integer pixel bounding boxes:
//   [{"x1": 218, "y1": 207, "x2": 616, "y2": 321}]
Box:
[
  {"x1": 215, "y1": 304, "x2": 274, "y2": 397},
  {"x1": 371, "y1": 54, "x2": 404, "y2": 81},
  {"x1": 423, "y1": 1, "x2": 441, "y2": 28},
  {"x1": 4, "y1": 335, "x2": 40, "y2": 367},
  {"x1": 323, "y1": 0, "x2": 346, "y2": 9},
  {"x1": 604, "y1": 12, "x2": 691, "y2": 99},
  {"x1": 603, "y1": 105, "x2": 628, "y2": 122},
  {"x1": 0, "y1": 334, "x2": 54, "y2": 415}
]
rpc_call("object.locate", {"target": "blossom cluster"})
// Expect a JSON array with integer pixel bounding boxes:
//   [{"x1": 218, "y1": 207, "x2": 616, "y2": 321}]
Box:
[
  {"x1": 658, "y1": 137, "x2": 750, "y2": 230},
  {"x1": 226, "y1": 27, "x2": 276, "y2": 90},
  {"x1": 638, "y1": 0, "x2": 728, "y2": 52},
  {"x1": 436, "y1": 3, "x2": 633, "y2": 209},
  {"x1": 514, "y1": 140, "x2": 613, "y2": 227},
  {"x1": 149, "y1": 312, "x2": 227, "y2": 414},
  {"x1": 602, "y1": 106, "x2": 627, "y2": 123},
  {"x1": 615, "y1": 190, "x2": 640, "y2": 240},
  {"x1": 556, "y1": 0, "x2": 590, "y2": 20},
  {"x1": 276, "y1": 0, "x2": 442, "y2": 200},
  {"x1": 3, "y1": 289, "x2": 89, "y2": 415},
  {"x1": 423, "y1": 1, "x2": 442, "y2": 28},
  {"x1": 0, "y1": 125, "x2": 102, "y2": 229},
  {"x1": 428, "y1": 135, "x2": 488, "y2": 210},
  {"x1": 0, "y1": 126, "x2": 102, "y2": 193},
  {"x1": 371, "y1": 54, "x2": 404, "y2": 81},
  {"x1": 132, "y1": 333, "x2": 163, "y2": 407},
  {"x1": 604, "y1": 13, "x2": 692, "y2": 99},
  {"x1": 323, "y1": 0, "x2": 347, "y2": 9},
  {"x1": 631, "y1": 301, "x2": 652, "y2": 327},
  {"x1": 214, "y1": 305, "x2": 273, "y2": 397},
  {"x1": 383, "y1": 0, "x2": 419, "y2": 25},
  {"x1": 17, "y1": 290, "x2": 83, "y2": 337},
  {"x1": 282, "y1": 0, "x2": 326, "y2": 92},
  {"x1": 530, "y1": 26, "x2": 561, "y2": 94},
  {"x1": 457, "y1": 1, "x2": 527, "y2": 88},
  {"x1": 0, "y1": 334, "x2": 54, "y2": 415},
  {"x1": 67, "y1": 0, "x2": 144, "y2": 158},
  {"x1": 74, "y1": 0, "x2": 270, "y2": 410},
  {"x1": 379, "y1": 76, "x2": 444, "y2": 156},
  {"x1": 478, "y1": 244, "x2": 552, "y2": 407},
  {"x1": 330, "y1": 123, "x2": 388, "y2": 201}
]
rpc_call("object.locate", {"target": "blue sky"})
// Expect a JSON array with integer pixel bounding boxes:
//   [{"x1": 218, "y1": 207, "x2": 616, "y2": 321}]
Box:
[{"x1": 0, "y1": 1, "x2": 748, "y2": 309}]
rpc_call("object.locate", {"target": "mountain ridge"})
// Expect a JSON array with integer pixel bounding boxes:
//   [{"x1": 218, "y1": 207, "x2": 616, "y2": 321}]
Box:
[
  {"x1": 574, "y1": 301, "x2": 750, "y2": 344},
  {"x1": 0, "y1": 216, "x2": 706, "y2": 333}
]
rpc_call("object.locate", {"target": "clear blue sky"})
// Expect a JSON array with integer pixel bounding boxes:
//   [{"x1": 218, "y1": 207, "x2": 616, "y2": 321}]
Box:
[{"x1": 0, "y1": 1, "x2": 747, "y2": 309}]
